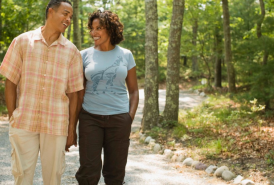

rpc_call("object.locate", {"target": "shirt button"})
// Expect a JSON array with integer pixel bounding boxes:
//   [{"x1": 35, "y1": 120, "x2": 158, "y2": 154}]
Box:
[
  {"x1": 42, "y1": 87, "x2": 45, "y2": 90},
  {"x1": 44, "y1": 74, "x2": 46, "y2": 76}
]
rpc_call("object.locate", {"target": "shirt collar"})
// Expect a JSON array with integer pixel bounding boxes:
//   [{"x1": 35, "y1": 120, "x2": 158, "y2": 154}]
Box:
[{"x1": 33, "y1": 26, "x2": 67, "y2": 46}]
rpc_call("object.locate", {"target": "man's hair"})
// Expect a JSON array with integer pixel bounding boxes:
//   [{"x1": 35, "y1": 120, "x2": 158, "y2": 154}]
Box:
[
  {"x1": 88, "y1": 10, "x2": 124, "y2": 46},
  {"x1": 46, "y1": 0, "x2": 72, "y2": 19}
]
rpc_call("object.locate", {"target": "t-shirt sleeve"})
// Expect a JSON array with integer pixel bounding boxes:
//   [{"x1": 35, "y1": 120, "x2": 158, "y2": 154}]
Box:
[
  {"x1": 127, "y1": 51, "x2": 136, "y2": 71},
  {"x1": 66, "y1": 49, "x2": 84, "y2": 93},
  {"x1": 0, "y1": 38, "x2": 23, "y2": 85}
]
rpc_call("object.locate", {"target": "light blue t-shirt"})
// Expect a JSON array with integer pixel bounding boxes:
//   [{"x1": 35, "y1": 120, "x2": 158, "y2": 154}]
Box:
[{"x1": 81, "y1": 45, "x2": 136, "y2": 115}]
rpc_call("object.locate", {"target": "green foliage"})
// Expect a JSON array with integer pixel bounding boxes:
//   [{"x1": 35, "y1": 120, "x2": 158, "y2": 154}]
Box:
[{"x1": 265, "y1": 150, "x2": 274, "y2": 165}]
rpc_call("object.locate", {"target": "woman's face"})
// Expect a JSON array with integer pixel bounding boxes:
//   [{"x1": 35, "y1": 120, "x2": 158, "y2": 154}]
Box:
[{"x1": 90, "y1": 18, "x2": 111, "y2": 48}]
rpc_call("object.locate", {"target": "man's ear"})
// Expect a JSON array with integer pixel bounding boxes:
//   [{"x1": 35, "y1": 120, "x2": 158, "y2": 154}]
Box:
[{"x1": 48, "y1": 7, "x2": 55, "y2": 18}]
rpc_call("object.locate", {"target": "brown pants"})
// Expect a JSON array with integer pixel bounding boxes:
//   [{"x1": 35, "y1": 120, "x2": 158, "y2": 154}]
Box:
[
  {"x1": 75, "y1": 109, "x2": 132, "y2": 185},
  {"x1": 9, "y1": 125, "x2": 67, "y2": 185}
]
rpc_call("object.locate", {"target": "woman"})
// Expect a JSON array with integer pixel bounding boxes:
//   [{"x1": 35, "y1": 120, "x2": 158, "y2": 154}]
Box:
[{"x1": 75, "y1": 10, "x2": 139, "y2": 185}]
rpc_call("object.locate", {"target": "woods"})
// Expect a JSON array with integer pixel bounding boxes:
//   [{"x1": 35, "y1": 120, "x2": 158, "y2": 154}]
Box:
[{"x1": 1, "y1": 0, "x2": 274, "y2": 181}]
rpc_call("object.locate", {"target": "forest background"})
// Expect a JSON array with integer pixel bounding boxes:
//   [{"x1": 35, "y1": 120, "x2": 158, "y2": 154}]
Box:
[{"x1": 1, "y1": 0, "x2": 274, "y2": 183}]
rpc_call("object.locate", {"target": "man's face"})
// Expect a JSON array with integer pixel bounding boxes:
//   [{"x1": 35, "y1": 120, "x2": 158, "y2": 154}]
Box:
[{"x1": 48, "y1": 2, "x2": 73, "y2": 33}]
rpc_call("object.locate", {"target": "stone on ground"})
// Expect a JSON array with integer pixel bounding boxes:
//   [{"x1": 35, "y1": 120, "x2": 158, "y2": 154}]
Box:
[
  {"x1": 194, "y1": 162, "x2": 208, "y2": 171},
  {"x1": 182, "y1": 158, "x2": 193, "y2": 166},
  {"x1": 145, "y1": 136, "x2": 152, "y2": 144},
  {"x1": 233, "y1": 175, "x2": 244, "y2": 184},
  {"x1": 205, "y1": 165, "x2": 217, "y2": 174},
  {"x1": 176, "y1": 154, "x2": 184, "y2": 162},
  {"x1": 153, "y1": 144, "x2": 161, "y2": 153},
  {"x1": 214, "y1": 166, "x2": 229, "y2": 177},
  {"x1": 191, "y1": 161, "x2": 199, "y2": 168},
  {"x1": 164, "y1": 149, "x2": 174, "y2": 159},
  {"x1": 222, "y1": 170, "x2": 235, "y2": 181},
  {"x1": 241, "y1": 179, "x2": 255, "y2": 185}
]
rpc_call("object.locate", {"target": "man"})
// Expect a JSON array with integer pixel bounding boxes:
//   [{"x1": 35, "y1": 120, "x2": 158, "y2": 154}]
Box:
[{"x1": 0, "y1": 0, "x2": 83, "y2": 184}]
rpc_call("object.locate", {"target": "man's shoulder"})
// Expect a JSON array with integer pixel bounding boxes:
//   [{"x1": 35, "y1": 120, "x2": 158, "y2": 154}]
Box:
[
  {"x1": 63, "y1": 38, "x2": 78, "y2": 50},
  {"x1": 15, "y1": 29, "x2": 37, "y2": 41}
]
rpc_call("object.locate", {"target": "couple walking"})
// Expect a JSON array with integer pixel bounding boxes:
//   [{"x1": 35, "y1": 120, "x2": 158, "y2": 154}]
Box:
[{"x1": 0, "y1": 0, "x2": 139, "y2": 185}]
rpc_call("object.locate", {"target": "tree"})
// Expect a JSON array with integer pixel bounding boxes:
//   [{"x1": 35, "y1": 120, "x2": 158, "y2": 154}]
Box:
[
  {"x1": 73, "y1": 0, "x2": 81, "y2": 49},
  {"x1": 162, "y1": 0, "x2": 185, "y2": 122},
  {"x1": 141, "y1": 0, "x2": 159, "y2": 131},
  {"x1": 0, "y1": 0, "x2": 2, "y2": 52},
  {"x1": 214, "y1": 26, "x2": 223, "y2": 88},
  {"x1": 222, "y1": 0, "x2": 236, "y2": 92}
]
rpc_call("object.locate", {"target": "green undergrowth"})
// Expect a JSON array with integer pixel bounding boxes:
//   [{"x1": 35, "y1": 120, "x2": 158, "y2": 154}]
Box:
[{"x1": 147, "y1": 94, "x2": 274, "y2": 166}]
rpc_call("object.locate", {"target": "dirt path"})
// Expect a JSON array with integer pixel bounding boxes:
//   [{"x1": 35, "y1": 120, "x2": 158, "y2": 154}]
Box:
[{"x1": 0, "y1": 90, "x2": 230, "y2": 185}]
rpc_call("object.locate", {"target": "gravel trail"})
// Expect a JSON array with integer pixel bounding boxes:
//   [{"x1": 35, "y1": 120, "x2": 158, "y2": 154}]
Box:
[{"x1": 0, "y1": 90, "x2": 229, "y2": 185}]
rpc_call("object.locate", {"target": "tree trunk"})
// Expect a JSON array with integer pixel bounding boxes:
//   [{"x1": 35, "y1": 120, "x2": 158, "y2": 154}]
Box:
[
  {"x1": 0, "y1": 0, "x2": 2, "y2": 52},
  {"x1": 222, "y1": 0, "x2": 236, "y2": 93},
  {"x1": 67, "y1": 24, "x2": 72, "y2": 41},
  {"x1": 214, "y1": 26, "x2": 222, "y2": 88},
  {"x1": 73, "y1": 0, "x2": 81, "y2": 49},
  {"x1": 162, "y1": 0, "x2": 185, "y2": 122},
  {"x1": 257, "y1": 0, "x2": 270, "y2": 108},
  {"x1": 191, "y1": 19, "x2": 198, "y2": 72},
  {"x1": 80, "y1": 0, "x2": 84, "y2": 44},
  {"x1": 141, "y1": 0, "x2": 159, "y2": 132}
]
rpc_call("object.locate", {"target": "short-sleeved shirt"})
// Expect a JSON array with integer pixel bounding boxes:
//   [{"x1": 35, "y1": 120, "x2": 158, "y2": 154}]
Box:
[
  {"x1": 0, "y1": 27, "x2": 84, "y2": 136},
  {"x1": 81, "y1": 46, "x2": 136, "y2": 115}
]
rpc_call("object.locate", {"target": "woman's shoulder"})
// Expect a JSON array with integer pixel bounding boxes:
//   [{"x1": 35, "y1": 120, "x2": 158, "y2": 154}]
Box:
[
  {"x1": 81, "y1": 46, "x2": 94, "y2": 54},
  {"x1": 116, "y1": 46, "x2": 133, "y2": 56}
]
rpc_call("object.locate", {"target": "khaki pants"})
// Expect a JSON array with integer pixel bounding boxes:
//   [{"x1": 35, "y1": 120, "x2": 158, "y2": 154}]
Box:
[{"x1": 9, "y1": 125, "x2": 67, "y2": 185}]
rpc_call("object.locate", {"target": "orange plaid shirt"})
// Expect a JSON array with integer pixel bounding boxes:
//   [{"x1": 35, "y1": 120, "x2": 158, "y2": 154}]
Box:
[{"x1": 0, "y1": 27, "x2": 84, "y2": 136}]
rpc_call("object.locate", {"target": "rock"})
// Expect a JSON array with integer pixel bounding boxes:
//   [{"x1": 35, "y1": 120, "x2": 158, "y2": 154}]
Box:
[
  {"x1": 241, "y1": 179, "x2": 255, "y2": 185},
  {"x1": 144, "y1": 136, "x2": 152, "y2": 144},
  {"x1": 153, "y1": 144, "x2": 161, "y2": 153},
  {"x1": 214, "y1": 166, "x2": 229, "y2": 177},
  {"x1": 175, "y1": 143, "x2": 181, "y2": 148},
  {"x1": 182, "y1": 158, "x2": 193, "y2": 166},
  {"x1": 176, "y1": 154, "x2": 184, "y2": 162},
  {"x1": 205, "y1": 165, "x2": 217, "y2": 175},
  {"x1": 222, "y1": 170, "x2": 235, "y2": 181},
  {"x1": 171, "y1": 155, "x2": 177, "y2": 162},
  {"x1": 148, "y1": 141, "x2": 155, "y2": 149},
  {"x1": 200, "y1": 92, "x2": 206, "y2": 97},
  {"x1": 139, "y1": 135, "x2": 146, "y2": 143},
  {"x1": 164, "y1": 149, "x2": 173, "y2": 159},
  {"x1": 233, "y1": 175, "x2": 244, "y2": 184},
  {"x1": 191, "y1": 161, "x2": 200, "y2": 168},
  {"x1": 194, "y1": 162, "x2": 208, "y2": 171},
  {"x1": 194, "y1": 89, "x2": 200, "y2": 94}
]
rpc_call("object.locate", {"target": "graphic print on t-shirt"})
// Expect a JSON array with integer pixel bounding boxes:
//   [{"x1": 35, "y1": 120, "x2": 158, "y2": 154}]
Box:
[{"x1": 90, "y1": 55, "x2": 126, "y2": 94}]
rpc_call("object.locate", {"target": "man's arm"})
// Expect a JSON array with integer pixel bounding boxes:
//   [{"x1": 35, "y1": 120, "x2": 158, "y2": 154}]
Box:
[
  {"x1": 5, "y1": 79, "x2": 17, "y2": 119},
  {"x1": 65, "y1": 92, "x2": 78, "y2": 152}
]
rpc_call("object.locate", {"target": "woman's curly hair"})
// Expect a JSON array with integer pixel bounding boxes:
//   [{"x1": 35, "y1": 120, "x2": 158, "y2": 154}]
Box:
[{"x1": 88, "y1": 10, "x2": 124, "y2": 46}]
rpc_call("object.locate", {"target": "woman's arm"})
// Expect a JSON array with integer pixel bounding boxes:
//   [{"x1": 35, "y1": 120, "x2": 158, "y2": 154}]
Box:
[
  {"x1": 77, "y1": 73, "x2": 86, "y2": 114},
  {"x1": 126, "y1": 67, "x2": 139, "y2": 120}
]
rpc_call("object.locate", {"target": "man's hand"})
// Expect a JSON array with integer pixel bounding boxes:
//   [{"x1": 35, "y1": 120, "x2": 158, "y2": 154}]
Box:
[
  {"x1": 65, "y1": 130, "x2": 77, "y2": 152},
  {"x1": 66, "y1": 92, "x2": 78, "y2": 152}
]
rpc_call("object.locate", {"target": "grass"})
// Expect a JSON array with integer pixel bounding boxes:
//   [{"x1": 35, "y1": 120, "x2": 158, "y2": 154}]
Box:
[{"x1": 145, "y1": 93, "x2": 274, "y2": 183}]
